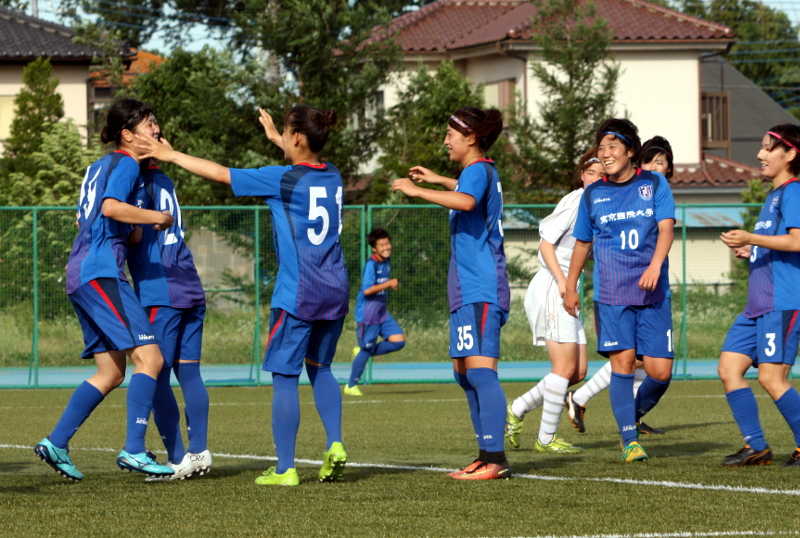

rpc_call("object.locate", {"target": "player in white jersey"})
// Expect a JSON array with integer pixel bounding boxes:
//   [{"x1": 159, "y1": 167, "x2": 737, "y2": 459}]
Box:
[{"x1": 505, "y1": 148, "x2": 604, "y2": 452}]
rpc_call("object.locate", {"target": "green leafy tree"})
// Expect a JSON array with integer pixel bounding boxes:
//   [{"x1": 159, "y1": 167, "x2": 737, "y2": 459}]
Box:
[
  {"x1": 505, "y1": 0, "x2": 619, "y2": 203},
  {"x1": 0, "y1": 57, "x2": 64, "y2": 202},
  {"x1": 370, "y1": 61, "x2": 485, "y2": 204}
]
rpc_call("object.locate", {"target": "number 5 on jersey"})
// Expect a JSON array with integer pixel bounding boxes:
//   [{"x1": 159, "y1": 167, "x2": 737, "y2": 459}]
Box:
[{"x1": 307, "y1": 186, "x2": 343, "y2": 245}]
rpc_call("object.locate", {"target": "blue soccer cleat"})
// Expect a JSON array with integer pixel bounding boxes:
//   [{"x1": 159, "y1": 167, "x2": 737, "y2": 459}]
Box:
[
  {"x1": 34, "y1": 437, "x2": 83, "y2": 481},
  {"x1": 117, "y1": 449, "x2": 175, "y2": 478}
]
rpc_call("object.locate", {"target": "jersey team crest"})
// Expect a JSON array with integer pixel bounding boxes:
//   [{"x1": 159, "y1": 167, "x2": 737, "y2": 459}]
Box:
[{"x1": 638, "y1": 184, "x2": 653, "y2": 201}]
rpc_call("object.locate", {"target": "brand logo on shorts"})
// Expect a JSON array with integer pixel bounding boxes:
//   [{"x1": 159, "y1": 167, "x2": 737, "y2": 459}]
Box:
[
  {"x1": 365, "y1": 341, "x2": 375, "y2": 347},
  {"x1": 638, "y1": 185, "x2": 653, "y2": 201},
  {"x1": 138, "y1": 334, "x2": 156, "y2": 341},
  {"x1": 603, "y1": 341, "x2": 618, "y2": 346}
]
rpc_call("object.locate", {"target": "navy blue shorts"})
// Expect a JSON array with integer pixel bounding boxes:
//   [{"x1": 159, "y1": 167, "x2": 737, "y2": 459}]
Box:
[
  {"x1": 594, "y1": 298, "x2": 674, "y2": 359},
  {"x1": 449, "y1": 302, "x2": 508, "y2": 359},
  {"x1": 147, "y1": 305, "x2": 206, "y2": 368},
  {"x1": 263, "y1": 309, "x2": 345, "y2": 376},
  {"x1": 357, "y1": 314, "x2": 403, "y2": 351},
  {"x1": 69, "y1": 278, "x2": 156, "y2": 359},
  {"x1": 722, "y1": 311, "x2": 800, "y2": 366}
]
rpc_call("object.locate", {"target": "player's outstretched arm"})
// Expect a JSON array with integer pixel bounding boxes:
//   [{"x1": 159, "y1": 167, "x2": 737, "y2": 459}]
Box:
[
  {"x1": 408, "y1": 166, "x2": 457, "y2": 190},
  {"x1": 102, "y1": 199, "x2": 174, "y2": 230},
  {"x1": 639, "y1": 218, "x2": 675, "y2": 291},
  {"x1": 258, "y1": 108, "x2": 283, "y2": 150},
  {"x1": 563, "y1": 240, "x2": 592, "y2": 317},
  {"x1": 392, "y1": 178, "x2": 475, "y2": 211},
  {"x1": 722, "y1": 228, "x2": 800, "y2": 253},
  {"x1": 136, "y1": 135, "x2": 231, "y2": 185},
  {"x1": 363, "y1": 278, "x2": 399, "y2": 296}
]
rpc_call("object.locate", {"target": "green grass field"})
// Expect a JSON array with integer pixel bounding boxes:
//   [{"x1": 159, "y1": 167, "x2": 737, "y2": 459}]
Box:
[{"x1": 2, "y1": 379, "x2": 799, "y2": 537}]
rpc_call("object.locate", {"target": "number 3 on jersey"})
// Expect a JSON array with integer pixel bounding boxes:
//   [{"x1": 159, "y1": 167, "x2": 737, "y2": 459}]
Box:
[
  {"x1": 456, "y1": 325, "x2": 474, "y2": 352},
  {"x1": 307, "y1": 186, "x2": 343, "y2": 245}
]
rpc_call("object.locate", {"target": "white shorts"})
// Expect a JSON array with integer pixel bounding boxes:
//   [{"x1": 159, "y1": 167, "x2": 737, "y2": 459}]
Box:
[{"x1": 523, "y1": 270, "x2": 586, "y2": 347}]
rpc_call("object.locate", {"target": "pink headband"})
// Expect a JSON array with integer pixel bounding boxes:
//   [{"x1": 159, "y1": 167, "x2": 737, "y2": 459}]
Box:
[
  {"x1": 768, "y1": 131, "x2": 799, "y2": 153},
  {"x1": 450, "y1": 115, "x2": 473, "y2": 132}
]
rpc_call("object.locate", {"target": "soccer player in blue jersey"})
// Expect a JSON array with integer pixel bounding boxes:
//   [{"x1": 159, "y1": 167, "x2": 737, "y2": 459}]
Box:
[
  {"x1": 393, "y1": 107, "x2": 511, "y2": 480},
  {"x1": 565, "y1": 136, "x2": 674, "y2": 436},
  {"x1": 717, "y1": 124, "x2": 800, "y2": 467},
  {"x1": 127, "y1": 131, "x2": 211, "y2": 481},
  {"x1": 505, "y1": 148, "x2": 604, "y2": 452},
  {"x1": 137, "y1": 105, "x2": 348, "y2": 486},
  {"x1": 345, "y1": 227, "x2": 405, "y2": 396},
  {"x1": 34, "y1": 99, "x2": 176, "y2": 481},
  {"x1": 564, "y1": 119, "x2": 675, "y2": 463}
]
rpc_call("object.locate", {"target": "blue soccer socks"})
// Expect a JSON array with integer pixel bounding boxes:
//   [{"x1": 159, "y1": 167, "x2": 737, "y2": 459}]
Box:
[
  {"x1": 348, "y1": 349, "x2": 372, "y2": 387},
  {"x1": 174, "y1": 361, "x2": 209, "y2": 454},
  {"x1": 49, "y1": 381, "x2": 105, "y2": 449},
  {"x1": 466, "y1": 367, "x2": 507, "y2": 454},
  {"x1": 152, "y1": 368, "x2": 184, "y2": 463},
  {"x1": 635, "y1": 376, "x2": 670, "y2": 422},
  {"x1": 306, "y1": 363, "x2": 343, "y2": 450},
  {"x1": 373, "y1": 339, "x2": 405, "y2": 356},
  {"x1": 775, "y1": 387, "x2": 800, "y2": 448},
  {"x1": 125, "y1": 373, "x2": 157, "y2": 454},
  {"x1": 271, "y1": 373, "x2": 301, "y2": 474},
  {"x1": 454, "y1": 370, "x2": 485, "y2": 450},
  {"x1": 610, "y1": 372, "x2": 637, "y2": 446},
  {"x1": 726, "y1": 387, "x2": 768, "y2": 452}
]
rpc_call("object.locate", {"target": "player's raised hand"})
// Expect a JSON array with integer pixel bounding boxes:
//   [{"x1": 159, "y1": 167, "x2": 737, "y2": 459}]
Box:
[
  {"x1": 720, "y1": 229, "x2": 752, "y2": 249},
  {"x1": 153, "y1": 210, "x2": 175, "y2": 231},
  {"x1": 409, "y1": 166, "x2": 441, "y2": 185},
  {"x1": 563, "y1": 289, "x2": 581, "y2": 317},
  {"x1": 135, "y1": 134, "x2": 175, "y2": 163},
  {"x1": 392, "y1": 178, "x2": 419, "y2": 197},
  {"x1": 258, "y1": 108, "x2": 282, "y2": 147},
  {"x1": 733, "y1": 245, "x2": 752, "y2": 258}
]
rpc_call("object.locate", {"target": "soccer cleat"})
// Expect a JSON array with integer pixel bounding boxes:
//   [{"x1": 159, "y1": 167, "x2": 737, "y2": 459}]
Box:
[
  {"x1": 533, "y1": 436, "x2": 584, "y2": 454},
  {"x1": 145, "y1": 453, "x2": 196, "y2": 482},
  {"x1": 638, "y1": 422, "x2": 665, "y2": 435},
  {"x1": 447, "y1": 459, "x2": 483, "y2": 478},
  {"x1": 452, "y1": 461, "x2": 511, "y2": 480},
  {"x1": 117, "y1": 450, "x2": 175, "y2": 477},
  {"x1": 620, "y1": 441, "x2": 648, "y2": 463},
  {"x1": 722, "y1": 446, "x2": 772, "y2": 467},
  {"x1": 783, "y1": 449, "x2": 800, "y2": 467},
  {"x1": 343, "y1": 384, "x2": 363, "y2": 396},
  {"x1": 255, "y1": 467, "x2": 299, "y2": 486},
  {"x1": 319, "y1": 441, "x2": 347, "y2": 482},
  {"x1": 34, "y1": 437, "x2": 83, "y2": 481},
  {"x1": 188, "y1": 450, "x2": 212, "y2": 476},
  {"x1": 505, "y1": 403, "x2": 524, "y2": 449},
  {"x1": 565, "y1": 391, "x2": 586, "y2": 433}
]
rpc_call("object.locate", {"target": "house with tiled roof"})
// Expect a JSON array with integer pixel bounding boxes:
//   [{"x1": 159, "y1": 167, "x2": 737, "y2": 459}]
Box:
[
  {"x1": 0, "y1": 6, "x2": 104, "y2": 153},
  {"x1": 377, "y1": 0, "x2": 776, "y2": 204}
]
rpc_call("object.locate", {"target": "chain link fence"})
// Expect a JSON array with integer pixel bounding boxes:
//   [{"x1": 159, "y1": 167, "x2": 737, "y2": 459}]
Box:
[{"x1": 0, "y1": 203, "x2": 764, "y2": 388}]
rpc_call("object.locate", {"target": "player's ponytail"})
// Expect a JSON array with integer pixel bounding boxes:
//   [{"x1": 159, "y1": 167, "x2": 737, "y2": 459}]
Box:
[
  {"x1": 766, "y1": 124, "x2": 800, "y2": 176},
  {"x1": 285, "y1": 105, "x2": 337, "y2": 154},
  {"x1": 641, "y1": 136, "x2": 674, "y2": 179},
  {"x1": 595, "y1": 118, "x2": 641, "y2": 165},
  {"x1": 100, "y1": 98, "x2": 154, "y2": 146},
  {"x1": 449, "y1": 107, "x2": 504, "y2": 152}
]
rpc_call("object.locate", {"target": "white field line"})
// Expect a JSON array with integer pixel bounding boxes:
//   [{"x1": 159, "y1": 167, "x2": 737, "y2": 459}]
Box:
[
  {"x1": 5, "y1": 443, "x2": 800, "y2": 496},
  {"x1": 514, "y1": 532, "x2": 800, "y2": 538}
]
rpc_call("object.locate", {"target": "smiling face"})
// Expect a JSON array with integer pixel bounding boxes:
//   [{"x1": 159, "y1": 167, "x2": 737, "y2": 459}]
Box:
[
  {"x1": 758, "y1": 132, "x2": 796, "y2": 184},
  {"x1": 642, "y1": 153, "x2": 670, "y2": 177},
  {"x1": 581, "y1": 162, "x2": 606, "y2": 188},
  {"x1": 597, "y1": 134, "x2": 634, "y2": 180},
  {"x1": 371, "y1": 237, "x2": 392, "y2": 261},
  {"x1": 444, "y1": 126, "x2": 474, "y2": 165}
]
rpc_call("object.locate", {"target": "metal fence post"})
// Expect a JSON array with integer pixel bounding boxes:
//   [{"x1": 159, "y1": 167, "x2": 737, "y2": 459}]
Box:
[
  {"x1": 252, "y1": 207, "x2": 262, "y2": 384},
  {"x1": 28, "y1": 208, "x2": 39, "y2": 388}
]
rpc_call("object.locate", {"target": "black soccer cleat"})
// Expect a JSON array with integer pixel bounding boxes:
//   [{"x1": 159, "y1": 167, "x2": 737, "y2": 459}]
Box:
[
  {"x1": 564, "y1": 391, "x2": 586, "y2": 433},
  {"x1": 722, "y1": 446, "x2": 772, "y2": 467},
  {"x1": 783, "y1": 449, "x2": 800, "y2": 467},
  {"x1": 638, "y1": 422, "x2": 665, "y2": 435}
]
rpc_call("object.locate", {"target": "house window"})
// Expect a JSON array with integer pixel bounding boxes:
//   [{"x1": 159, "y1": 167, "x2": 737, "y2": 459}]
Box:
[
  {"x1": 701, "y1": 92, "x2": 731, "y2": 158},
  {"x1": 0, "y1": 96, "x2": 15, "y2": 141},
  {"x1": 484, "y1": 79, "x2": 516, "y2": 118}
]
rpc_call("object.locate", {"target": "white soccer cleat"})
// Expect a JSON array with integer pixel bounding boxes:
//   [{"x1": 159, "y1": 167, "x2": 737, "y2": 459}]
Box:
[
  {"x1": 145, "y1": 453, "x2": 196, "y2": 482},
  {"x1": 188, "y1": 450, "x2": 212, "y2": 476}
]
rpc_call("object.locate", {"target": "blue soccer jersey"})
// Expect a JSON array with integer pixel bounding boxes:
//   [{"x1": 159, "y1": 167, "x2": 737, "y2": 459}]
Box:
[
  {"x1": 66, "y1": 151, "x2": 144, "y2": 294},
  {"x1": 230, "y1": 162, "x2": 349, "y2": 321},
  {"x1": 355, "y1": 255, "x2": 390, "y2": 325},
  {"x1": 573, "y1": 169, "x2": 675, "y2": 306},
  {"x1": 743, "y1": 178, "x2": 800, "y2": 318},
  {"x1": 127, "y1": 165, "x2": 206, "y2": 309},
  {"x1": 447, "y1": 159, "x2": 510, "y2": 313}
]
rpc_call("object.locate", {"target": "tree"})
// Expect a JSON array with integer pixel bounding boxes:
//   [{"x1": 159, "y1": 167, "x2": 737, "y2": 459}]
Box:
[
  {"x1": 235, "y1": 0, "x2": 401, "y2": 196},
  {"x1": 369, "y1": 61, "x2": 485, "y2": 204},
  {"x1": 505, "y1": 0, "x2": 619, "y2": 203},
  {"x1": 0, "y1": 57, "x2": 64, "y2": 202}
]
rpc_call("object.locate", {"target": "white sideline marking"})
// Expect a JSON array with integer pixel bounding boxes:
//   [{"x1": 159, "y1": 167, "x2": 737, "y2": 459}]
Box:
[
  {"x1": 6, "y1": 443, "x2": 800, "y2": 496},
  {"x1": 520, "y1": 533, "x2": 800, "y2": 538}
]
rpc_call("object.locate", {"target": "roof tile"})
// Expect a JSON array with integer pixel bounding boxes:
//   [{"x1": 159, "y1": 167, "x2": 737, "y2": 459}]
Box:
[
  {"x1": 0, "y1": 6, "x2": 101, "y2": 61},
  {"x1": 671, "y1": 153, "x2": 760, "y2": 189}
]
